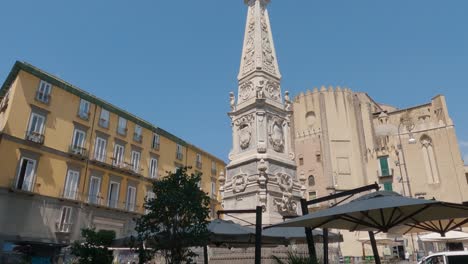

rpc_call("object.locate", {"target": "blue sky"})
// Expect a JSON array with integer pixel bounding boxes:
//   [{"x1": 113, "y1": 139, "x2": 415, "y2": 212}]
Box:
[{"x1": 0, "y1": 0, "x2": 467, "y2": 163}]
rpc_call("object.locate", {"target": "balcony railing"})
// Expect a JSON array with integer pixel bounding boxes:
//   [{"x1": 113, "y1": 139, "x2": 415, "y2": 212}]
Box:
[
  {"x1": 133, "y1": 133, "x2": 142, "y2": 143},
  {"x1": 152, "y1": 142, "x2": 160, "y2": 150},
  {"x1": 35, "y1": 91, "x2": 51, "y2": 104},
  {"x1": 68, "y1": 145, "x2": 88, "y2": 158},
  {"x1": 55, "y1": 222, "x2": 73, "y2": 233},
  {"x1": 196, "y1": 161, "x2": 202, "y2": 169},
  {"x1": 176, "y1": 152, "x2": 183, "y2": 160},
  {"x1": 211, "y1": 168, "x2": 217, "y2": 175},
  {"x1": 61, "y1": 188, "x2": 82, "y2": 201},
  {"x1": 117, "y1": 127, "x2": 127, "y2": 136},
  {"x1": 10, "y1": 179, "x2": 35, "y2": 193},
  {"x1": 378, "y1": 168, "x2": 394, "y2": 178},
  {"x1": 98, "y1": 118, "x2": 109, "y2": 128},
  {"x1": 26, "y1": 131, "x2": 45, "y2": 144},
  {"x1": 78, "y1": 111, "x2": 90, "y2": 120},
  {"x1": 86, "y1": 193, "x2": 104, "y2": 206}
]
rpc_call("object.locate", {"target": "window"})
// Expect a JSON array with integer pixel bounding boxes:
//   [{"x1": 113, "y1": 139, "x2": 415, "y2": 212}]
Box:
[
  {"x1": 78, "y1": 99, "x2": 90, "y2": 120},
  {"x1": 149, "y1": 158, "x2": 158, "y2": 179},
  {"x1": 176, "y1": 144, "x2": 183, "y2": 160},
  {"x1": 64, "y1": 169, "x2": 80, "y2": 200},
  {"x1": 383, "y1": 182, "x2": 393, "y2": 191},
  {"x1": 16, "y1": 157, "x2": 36, "y2": 191},
  {"x1": 211, "y1": 180, "x2": 216, "y2": 199},
  {"x1": 145, "y1": 191, "x2": 155, "y2": 214},
  {"x1": 71, "y1": 129, "x2": 86, "y2": 154},
  {"x1": 57, "y1": 206, "x2": 73, "y2": 232},
  {"x1": 309, "y1": 191, "x2": 317, "y2": 200},
  {"x1": 151, "y1": 133, "x2": 160, "y2": 150},
  {"x1": 299, "y1": 157, "x2": 304, "y2": 166},
  {"x1": 94, "y1": 137, "x2": 107, "y2": 162},
  {"x1": 134, "y1": 125, "x2": 142, "y2": 142},
  {"x1": 26, "y1": 112, "x2": 46, "y2": 144},
  {"x1": 131, "y1": 150, "x2": 141, "y2": 173},
  {"x1": 316, "y1": 153, "x2": 322, "y2": 162},
  {"x1": 0, "y1": 90, "x2": 10, "y2": 112},
  {"x1": 117, "y1": 117, "x2": 127, "y2": 136},
  {"x1": 99, "y1": 108, "x2": 110, "y2": 128},
  {"x1": 88, "y1": 176, "x2": 101, "y2": 205},
  {"x1": 378, "y1": 156, "x2": 391, "y2": 177},
  {"x1": 308, "y1": 175, "x2": 315, "y2": 186},
  {"x1": 126, "y1": 186, "x2": 136, "y2": 212},
  {"x1": 196, "y1": 153, "x2": 202, "y2": 169},
  {"x1": 113, "y1": 144, "x2": 125, "y2": 167},
  {"x1": 421, "y1": 136, "x2": 440, "y2": 184},
  {"x1": 211, "y1": 161, "x2": 217, "y2": 175},
  {"x1": 466, "y1": 173, "x2": 468, "y2": 185},
  {"x1": 108, "y1": 181, "x2": 120, "y2": 208},
  {"x1": 36, "y1": 80, "x2": 51, "y2": 103}
]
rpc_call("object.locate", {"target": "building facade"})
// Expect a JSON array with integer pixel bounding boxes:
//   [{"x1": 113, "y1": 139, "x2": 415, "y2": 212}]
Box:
[
  {"x1": 293, "y1": 87, "x2": 468, "y2": 258},
  {"x1": 0, "y1": 61, "x2": 225, "y2": 261}
]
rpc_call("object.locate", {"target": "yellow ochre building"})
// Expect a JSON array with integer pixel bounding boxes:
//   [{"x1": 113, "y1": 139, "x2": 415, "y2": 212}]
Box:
[{"x1": 0, "y1": 61, "x2": 225, "y2": 260}]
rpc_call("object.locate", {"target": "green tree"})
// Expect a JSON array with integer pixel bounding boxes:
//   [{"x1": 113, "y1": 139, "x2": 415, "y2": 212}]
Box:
[
  {"x1": 71, "y1": 228, "x2": 115, "y2": 264},
  {"x1": 135, "y1": 167, "x2": 211, "y2": 264}
]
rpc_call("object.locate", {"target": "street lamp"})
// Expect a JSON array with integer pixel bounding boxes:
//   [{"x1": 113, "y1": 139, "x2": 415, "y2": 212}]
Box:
[{"x1": 397, "y1": 112, "x2": 416, "y2": 198}]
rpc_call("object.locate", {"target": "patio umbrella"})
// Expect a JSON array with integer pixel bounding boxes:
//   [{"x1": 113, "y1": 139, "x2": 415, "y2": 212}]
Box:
[
  {"x1": 390, "y1": 218, "x2": 468, "y2": 237},
  {"x1": 263, "y1": 227, "x2": 343, "y2": 244},
  {"x1": 267, "y1": 191, "x2": 468, "y2": 264},
  {"x1": 419, "y1": 231, "x2": 468, "y2": 243}
]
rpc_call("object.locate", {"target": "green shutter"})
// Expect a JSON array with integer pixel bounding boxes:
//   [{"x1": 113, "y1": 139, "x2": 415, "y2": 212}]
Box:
[
  {"x1": 379, "y1": 156, "x2": 390, "y2": 176},
  {"x1": 384, "y1": 183, "x2": 393, "y2": 191}
]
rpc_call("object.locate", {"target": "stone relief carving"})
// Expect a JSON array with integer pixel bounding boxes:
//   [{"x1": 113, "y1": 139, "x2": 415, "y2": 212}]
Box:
[
  {"x1": 284, "y1": 91, "x2": 291, "y2": 111},
  {"x1": 235, "y1": 114, "x2": 255, "y2": 150},
  {"x1": 256, "y1": 80, "x2": 265, "y2": 99},
  {"x1": 242, "y1": 7, "x2": 256, "y2": 75},
  {"x1": 278, "y1": 172, "x2": 293, "y2": 193},
  {"x1": 260, "y1": 9, "x2": 276, "y2": 75},
  {"x1": 232, "y1": 173, "x2": 248, "y2": 193},
  {"x1": 239, "y1": 81, "x2": 255, "y2": 102},
  {"x1": 268, "y1": 117, "x2": 285, "y2": 153},
  {"x1": 264, "y1": 81, "x2": 281, "y2": 102},
  {"x1": 274, "y1": 172, "x2": 297, "y2": 215},
  {"x1": 257, "y1": 159, "x2": 268, "y2": 209}
]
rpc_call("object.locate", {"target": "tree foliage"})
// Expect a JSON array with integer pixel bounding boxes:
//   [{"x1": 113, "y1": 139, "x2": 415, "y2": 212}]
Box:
[
  {"x1": 71, "y1": 228, "x2": 115, "y2": 264},
  {"x1": 135, "y1": 167, "x2": 211, "y2": 264}
]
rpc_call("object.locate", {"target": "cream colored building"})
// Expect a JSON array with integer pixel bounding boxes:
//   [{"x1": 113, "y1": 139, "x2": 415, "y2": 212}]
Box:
[{"x1": 293, "y1": 87, "x2": 468, "y2": 259}]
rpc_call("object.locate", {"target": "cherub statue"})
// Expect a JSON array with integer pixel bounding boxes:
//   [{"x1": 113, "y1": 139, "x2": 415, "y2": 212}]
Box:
[
  {"x1": 284, "y1": 91, "x2": 291, "y2": 111},
  {"x1": 229, "y1": 92, "x2": 236, "y2": 111}
]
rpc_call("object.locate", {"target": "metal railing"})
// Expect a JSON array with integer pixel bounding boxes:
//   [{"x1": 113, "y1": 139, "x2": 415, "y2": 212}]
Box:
[
  {"x1": 25, "y1": 131, "x2": 45, "y2": 144},
  {"x1": 377, "y1": 168, "x2": 394, "y2": 178},
  {"x1": 196, "y1": 161, "x2": 202, "y2": 169},
  {"x1": 152, "y1": 142, "x2": 160, "y2": 150},
  {"x1": 55, "y1": 222, "x2": 73, "y2": 233},
  {"x1": 68, "y1": 145, "x2": 88, "y2": 157},
  {"x1": 98, "y1": 118, "x2": 109, "y2": 128},
  {"x1": 10, "y1": 179, "x2": 35, "y2": 192},
  {"x1": 78, "y1": 111, "x2": 90, "y2": 120},
  {"x1": 35, "y1": 91, "x2": 51, "y2": 104},
  {"x1": 117, "y1": 127, "x2": 127, "y2": 136},
  {"x1": 133, "y1": 133, "x2": 142, "y2": 143},
  {"x1": 176, "y1": 152, "x2": 183, "y2": 160},
  {"x1": 60, "y1": 188, "x2": 82, "y2": 201}
]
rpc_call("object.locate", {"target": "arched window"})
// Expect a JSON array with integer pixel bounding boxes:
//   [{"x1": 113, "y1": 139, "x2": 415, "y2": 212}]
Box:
[
  {"x1": 308, "y1": 175, "x2": 315, "y2": 187},
  {"x1": 420, "y1": 135, "x2": 440, "y2": 184}
]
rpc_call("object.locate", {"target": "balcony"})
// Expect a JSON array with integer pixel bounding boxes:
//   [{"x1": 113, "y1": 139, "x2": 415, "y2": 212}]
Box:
[
  {"x1": 68, "y1": 145, "x2": 88, "y2": 159},
  {"x1": 378, "y1": 168, "x2": 394, "y2": 178},
  {"x1": 117, "y1": 127, "x2": 127, "y2": 136},
  {"x1": 0, "y1": 96, "x2": 9, "y2": 112},
  {"x1": 78, "y1": 111, "x2": 90, "y2": 121},
  {"x1": 98, "y1": 118, "x2": 109, "y2": 128},
  {"x1": 9, "y1": 179, "x2": 35, "y2": 193},
  {"x1": 55, "y1": 222, "x2": 73, "y2": 233},
  {"x1": 176, "y1": 152, "x2": 183, "y2": 161},
  {"x1": 35, "y1": 91, "x2": 51, "y2": 104},
  {"x1": 211, "y1": 168, "x2": 217, "y2": 176},
  {"x1": 86, "y1": 193, "x2": 104, "y2": 206},
  {"x1": 25, "y1": 131, "x2": 45, "y2": 144},
  {"x1": 196, "y1": 161, "x2": 202, "y2": 169},
  {"x1": 133, "y1": 133, "x2": 142, "y2": 143},
  {"x1": 152, "y1": 142, "x2": 160, "y2": 151},
  {"x1": 60, "y1": 188, "x2": 82, "y2": 201}
]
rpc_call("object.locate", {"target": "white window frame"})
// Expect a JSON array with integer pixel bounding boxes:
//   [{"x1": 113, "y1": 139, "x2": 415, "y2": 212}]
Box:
[
  {"x1": 211, "y1": 181, "x2": 216, "y2": 199},
  {"x1": 78, "y1": 99, "x2": 90, "y2": 120},
  {"x1": 176, "y1": 144, "x2": 183, "y2": 160},
  {"x1": 131, "y1": 150, "x2": 141, "y2": 173},
  {"x1": 145, "y1": 190, "x2": 155, "y2": 214},
  {"x1": 134, "y1": 125, "x2": 142, "y2": 142},
  {"x1": 36, "y1": 80, "x2": 52, "y2": 103},
  {"x1": 196, "y1": 153, "x2": 202, "y2": 168},
  {"x1": 88, "y1": 176, "x2": 101, "y2": 205},
  {"x1": 57, "y1": 206, "x2": 73, "y2": 232},
  {"x1": 126, "y1": 186, "x2": 136, "y2": 212},
  {"x1": 64, "y1": 169, "x2": 80, "y2": 200},
  {"x1": 152, "y1": 133, "x2": 160, "y2": 149},
  {"x1": 27, "y1": 112, "x2": 46, "y2": 135},
  {"x1": 99, "y1": 108, "x2": 110, "y2": 128},
  {"x1": 108, "y1": 181, "x2": 120, "y2": 208},
  {"x1": 149, "y1": 158, "x2": 158, "y2": 179},
  {"x1": 16, "y1": 157, "x2": 37, "y2": 191},
  {"x1": 211, "y1": 161, "x2": 217, "y2": 175},
  {"x1": 113, "y1": 144, "x2": 125, "y2": 167},
  {"x1": 94, "y1": 137, "x2": 107, "y2": 162}
]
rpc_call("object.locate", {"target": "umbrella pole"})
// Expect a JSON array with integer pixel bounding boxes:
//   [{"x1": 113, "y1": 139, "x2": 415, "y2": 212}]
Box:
[
  {"x1": 300, "y1": 199, "x2": 318, "y2": 262},
  {"x1": 368, "y1": 231, "x2": 381, "y2": 264},
  {"x1": 255, "y1": 206, "x2": 262, "y2": 264},
  {"x1": 203, "y1": 245, "x2": 208, "y2": 264},
  {"x1": 323, "y1": 228, "x2": 329, "y2": 264}
]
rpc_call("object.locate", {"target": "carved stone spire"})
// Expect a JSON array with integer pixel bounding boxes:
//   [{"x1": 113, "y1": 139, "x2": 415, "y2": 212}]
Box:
[{"x1": 238, "y1": 0, "x2": 281, "y2": 81}]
